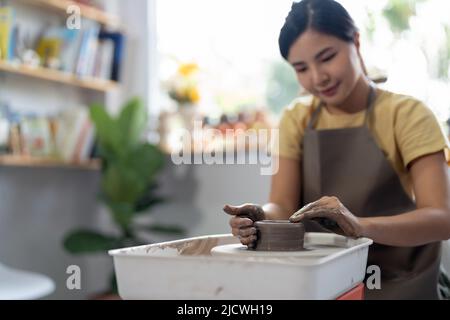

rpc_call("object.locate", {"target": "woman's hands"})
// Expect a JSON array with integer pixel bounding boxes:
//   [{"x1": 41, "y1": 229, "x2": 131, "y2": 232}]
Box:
[
  {"x1": 289, "y1": 196, "x2": 365, "y2": 238},
  {"x1": 223, "y1": 196, "x2": 365, "y2": 247},
  {"x1": 223, "y1": 204, "x2": 265, "y2": 247}
]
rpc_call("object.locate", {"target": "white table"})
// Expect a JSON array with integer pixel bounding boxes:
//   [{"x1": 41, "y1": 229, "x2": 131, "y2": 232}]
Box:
[{"x1": 0, "y1": 263, "x2": 55, "y2": 300}]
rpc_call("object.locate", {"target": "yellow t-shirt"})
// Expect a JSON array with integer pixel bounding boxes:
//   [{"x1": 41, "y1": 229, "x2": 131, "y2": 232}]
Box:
[{"x1": 276, "y1": 88, "x2": 450, "y2": 198}]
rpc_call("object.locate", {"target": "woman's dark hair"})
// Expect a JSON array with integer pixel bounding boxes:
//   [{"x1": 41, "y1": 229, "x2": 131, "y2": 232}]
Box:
[{"x1": 279, "y1": 0, "x2": 359, "y2": 60}]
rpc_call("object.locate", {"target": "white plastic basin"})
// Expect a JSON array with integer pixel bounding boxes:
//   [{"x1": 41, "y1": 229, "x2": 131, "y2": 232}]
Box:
[{"x1": 109, "y1": 233, "x2": 372, "y2": 300}]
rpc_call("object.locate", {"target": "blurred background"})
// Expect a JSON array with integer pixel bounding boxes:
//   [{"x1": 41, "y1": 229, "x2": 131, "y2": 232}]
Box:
[{"x1": 0, "y1": 0, "x2": 449, "y2": 299}]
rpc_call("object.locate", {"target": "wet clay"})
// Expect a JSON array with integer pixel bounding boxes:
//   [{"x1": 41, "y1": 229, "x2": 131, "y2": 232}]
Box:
[{"x1": 253, "y1": 220, "x2": 305, "y2": 251}]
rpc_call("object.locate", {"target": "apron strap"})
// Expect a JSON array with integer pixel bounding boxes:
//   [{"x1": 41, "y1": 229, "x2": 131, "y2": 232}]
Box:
[
  {"x1": 306, "y1": 82, "x2": 377, "y2": 130},
  {"x1": 363, "y1": 82, "x2": 377, "y2": 125},
  {"x1": 307, "y1": 100, "x2": 323, "y2": 130}
]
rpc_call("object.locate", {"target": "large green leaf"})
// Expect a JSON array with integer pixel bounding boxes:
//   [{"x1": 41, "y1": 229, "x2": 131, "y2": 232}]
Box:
[
  {"x1": 124, "y1": 144, "x2": 165, "y2": 182},
  {"x1": 89, "y1": 104, "x2": 112, "y2": 137},
  {"x1": 89, "y1": 104, "x2": 123, "y2": 158},
  {"x1": 101, "y1": 144, "x2": 164, "y2": 204},
  {"x1": 117, "y1": 98, "x2": 147, "y2": 150},
  {"x1": 106, "y1": 201, "x2": 135, "y2": 231},
  {"x1": 63, "y1": 230, "x2": 119, "y2": 254},
  {"x1": 102, "y1": 164, "x2": 147, "y2": 204}
]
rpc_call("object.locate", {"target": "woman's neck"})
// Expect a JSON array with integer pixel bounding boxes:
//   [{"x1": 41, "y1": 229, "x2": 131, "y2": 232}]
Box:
[{"x1": 325, "y1": 77, "x2": 371, "y2": 115}]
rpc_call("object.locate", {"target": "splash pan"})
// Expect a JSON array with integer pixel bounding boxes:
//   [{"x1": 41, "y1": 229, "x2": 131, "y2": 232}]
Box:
[{"x1": 109, "y1": 233, "x2": 372, "y2": 300}]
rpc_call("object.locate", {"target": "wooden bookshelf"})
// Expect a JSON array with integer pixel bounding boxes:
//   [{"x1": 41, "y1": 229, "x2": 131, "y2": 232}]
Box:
[
  {"x1": 0, "y1": 155, "x2": 101, "y2": 170},
  {"x1": 19, "y1": 0, "x2": 121, "y2": 28},
  {"x1": 0, "y1": 61, "x2": 119, "y2": 92}
]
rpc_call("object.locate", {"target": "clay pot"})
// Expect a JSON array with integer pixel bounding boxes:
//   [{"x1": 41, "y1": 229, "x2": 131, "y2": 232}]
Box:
[{"x1": 253, "y1": 220, "x2": 305, "y2": 251}]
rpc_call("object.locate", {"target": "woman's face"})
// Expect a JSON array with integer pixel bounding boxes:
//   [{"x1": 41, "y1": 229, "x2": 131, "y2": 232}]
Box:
[{"x1": 287, "y1": 28, "x2": 363, "y2": 105}]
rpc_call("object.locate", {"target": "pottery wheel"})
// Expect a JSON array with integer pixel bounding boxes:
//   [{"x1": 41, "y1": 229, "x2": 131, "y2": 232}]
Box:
[{"x1": 211, "y1": 243, "x2": 344, "y2": 258}]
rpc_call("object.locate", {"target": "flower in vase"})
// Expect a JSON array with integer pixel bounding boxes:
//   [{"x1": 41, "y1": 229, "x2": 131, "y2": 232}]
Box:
[{"x1": 167, "y1": 62, "x2": 201, "y2": 106}]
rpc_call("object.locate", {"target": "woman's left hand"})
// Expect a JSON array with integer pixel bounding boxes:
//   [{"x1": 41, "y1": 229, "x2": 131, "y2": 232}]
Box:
[{"x1": 289, "y1": 196, "x2": 364, "y2": 238}]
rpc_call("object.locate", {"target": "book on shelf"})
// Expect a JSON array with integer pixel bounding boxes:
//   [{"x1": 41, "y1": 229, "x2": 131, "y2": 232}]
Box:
[
  {"x1": 54, "y1": 107, "x2": 95, "y2": 162},
  {"x1": 64, "y1": 110, "x2": 95, "y2": 162},
  {"x1": 93, "y1": 37, "x2": 114, "y2": 79},
  {"x1": 20, "y1": 116, "x2": 53, "y2": 157},
  {"x1": 60, "y1": 28, "x2": 84, "y2": 74},
  {"x1": 99, "y1": 31, "x2": 124, "y2": 81},
  {"x1": 75, "y1": 20, "x2": 101, "y2": 77},
  {"x1": 0, "y1": 6, "x2": 15, "y2": 61},
  {"x1": 75, "y1": 121, "x2": 95, "y2": 162}
]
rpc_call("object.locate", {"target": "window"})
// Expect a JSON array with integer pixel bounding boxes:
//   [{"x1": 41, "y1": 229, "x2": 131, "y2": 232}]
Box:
[
  {"x1": 156, "y1": 0, "x2": 450, "y2": 125},
  {"x1": 156, "y1": 0, "x2": 298, "y2": 119}
]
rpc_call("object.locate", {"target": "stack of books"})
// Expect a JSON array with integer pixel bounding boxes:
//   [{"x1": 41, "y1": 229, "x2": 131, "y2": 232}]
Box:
[
  {"x1": 0, "y1": 5, "x2": 124, "y2": 81},
  {"x1": 0, "y1": 103, "x2": 96, "y2": 163}
]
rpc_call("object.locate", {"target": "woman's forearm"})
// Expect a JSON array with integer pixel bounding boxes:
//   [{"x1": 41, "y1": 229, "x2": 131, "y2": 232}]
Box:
[
  {"x1": 262, "y1": 202, "x2": 293, "y2": 220},
  {"x1": 361, "y1": 207, "x2": 450, "y2": 247}
]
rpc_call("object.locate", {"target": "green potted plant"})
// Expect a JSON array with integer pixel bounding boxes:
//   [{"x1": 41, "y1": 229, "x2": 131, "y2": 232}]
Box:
[{"x1": 63, "y1": 98, "x2": 184, "y2": 295}]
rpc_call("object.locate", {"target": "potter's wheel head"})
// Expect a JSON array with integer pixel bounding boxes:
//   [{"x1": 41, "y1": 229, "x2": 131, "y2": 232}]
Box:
[{"x1": 210, "y1": 244, "x2": 339, "y2": 258}]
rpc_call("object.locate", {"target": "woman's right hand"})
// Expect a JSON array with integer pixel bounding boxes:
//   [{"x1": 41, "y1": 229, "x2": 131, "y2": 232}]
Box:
[{"x1": 223, "y1": 203, "x2": 265, "y2": 248}]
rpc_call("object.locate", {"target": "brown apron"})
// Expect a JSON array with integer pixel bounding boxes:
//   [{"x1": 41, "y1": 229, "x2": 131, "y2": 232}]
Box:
[{"x1": 301, "y1": 84, "x2": 441, "y2": 299}]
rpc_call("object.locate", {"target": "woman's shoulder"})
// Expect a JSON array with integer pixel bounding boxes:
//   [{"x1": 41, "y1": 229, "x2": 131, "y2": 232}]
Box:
[
  {"x1": 281, "y1": 94, "x2": 318, "y2": 121},
  {"x1": 376, "y1": 88, "x2": 429, "y2": 111},
  {"x1": 374, "y1": 88, "x2": 434, "y2": 122}
]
